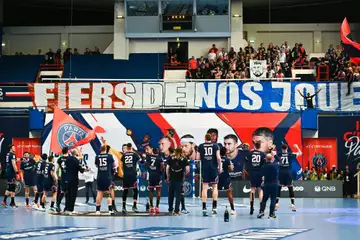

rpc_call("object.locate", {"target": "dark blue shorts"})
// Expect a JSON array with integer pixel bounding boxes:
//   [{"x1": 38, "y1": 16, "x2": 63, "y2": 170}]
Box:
[
  {"x1": 202, "y1": 170, "x2": 219, "y2": 184},
  {"x1": 24, "y1": 175, "x2": 35, "y2": 187},
  {"x1": 218, "y1": 176, "x2": 231, "y2": 191},
  {"x1": 279, "y1": 170, "x2": 293, "y2": 186},
  {"x1": 250, "y1": 171, "x2": 262, "y2": 188},
  {"x1": 97, "y1": 179, "x2": 112, "y2": 192},
  {"x1": 149, "y1": 174, "x2": 162, "y2": 188},
  {"x1": 36, "y1": 176, "x2": 44, "y2": 192},
  {"x1": 123, "y1": 175, "x2": 137, "y2": 189},
  {"x1": 43, "y1": 182, "x2": 57, "y2": 193}
]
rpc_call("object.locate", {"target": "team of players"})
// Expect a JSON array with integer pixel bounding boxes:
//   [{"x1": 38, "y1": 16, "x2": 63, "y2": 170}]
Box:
[{"x1": 2, "y1": 128, "x2": 302, "y2": 218}]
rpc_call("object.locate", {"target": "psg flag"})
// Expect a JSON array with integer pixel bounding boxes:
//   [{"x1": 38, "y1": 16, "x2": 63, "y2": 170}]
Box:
[
  {"x1": 341, "y1": 18, "x2": 360, "y2": 65},
  {"x1": 50, "y1": 106, "x2": 106, "y2": 154}
]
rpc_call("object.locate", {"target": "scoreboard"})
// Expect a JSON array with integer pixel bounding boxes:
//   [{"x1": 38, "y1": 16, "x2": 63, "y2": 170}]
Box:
[{"x1": 162, "y1": 15, "x2": 193, "y2": 31}]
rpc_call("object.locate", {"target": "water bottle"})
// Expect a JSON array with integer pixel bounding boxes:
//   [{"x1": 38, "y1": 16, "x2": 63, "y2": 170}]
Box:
[
  {"x1": 224, "y1": 206, "x2": 229, "y2": 222},
  {"x1": 146, "y1": 199, "x2": 150, "y2": 212}
]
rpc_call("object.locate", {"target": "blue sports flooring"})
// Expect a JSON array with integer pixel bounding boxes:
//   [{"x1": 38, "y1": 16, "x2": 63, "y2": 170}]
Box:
[{"x1": 0, "y1": 197, "x2": 359, "y2": 240}]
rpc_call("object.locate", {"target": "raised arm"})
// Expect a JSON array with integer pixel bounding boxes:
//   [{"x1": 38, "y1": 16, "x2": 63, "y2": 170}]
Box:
[
  {"x1": 293, "y1": 144, "x2": 302, "y2": 156},
  {"x1": 297, "y1": 89, "x2": 305, "y2": 98},
  {"x1": 312, "y1": 88, "x2": 322, "y2": 97}
]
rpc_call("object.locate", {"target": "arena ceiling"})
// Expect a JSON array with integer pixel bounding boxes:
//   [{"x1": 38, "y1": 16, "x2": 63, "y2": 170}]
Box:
[{"x1": 3, "y1": 0, "x2": 358, "y2": 26}]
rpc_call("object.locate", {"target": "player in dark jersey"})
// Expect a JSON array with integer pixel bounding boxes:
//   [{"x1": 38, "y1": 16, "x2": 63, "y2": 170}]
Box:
[
  {"x1": 56, "y1": 147, "x2": 69, "y2": 212},
  {"x1": 207, "y1": 128, "x2": 223, "y2": 148},
  {"x1": 2, "y1": 145, "x2": 19, "y2": 208},
  {"x1": 34, "y1": 154, "x2": 47, "y2": 210},
  {"x1": 196, "y1": 133, "x2": 222, "y2": 216},
  {"x1": 223, "y1": 134, "x2": 246, "y2": 215},
  {"x1": 121, "y1": 143, "x2": 141, "y2": 213},
  {"x1": 41, "y1": 156, "x2": 57, "y2": 212},
  {"x1": 246, "y1": 142, "x2": 266, "y2": 215},
  {"x1": 20, "y1": 152, "x2": 37, "y2": 208},
  {"x1": 275, "y1": 143, "x2": 302, "y2": 212},
  {"x1": 145, "y1": 148, "x2": 164, "y2": 214},
  {"x1": 258, "y1": 153, "x2": 279, "y2": 219},
  {"x1": 95, "y1": 145, "x2": 116, "y2": 215}
]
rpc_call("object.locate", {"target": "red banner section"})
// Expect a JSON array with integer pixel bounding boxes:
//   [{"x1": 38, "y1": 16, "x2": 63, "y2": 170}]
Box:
[
  {"x1": 13, "y1": 138, "x2": 41, "y2": 160},
  {"x1": 303, "y1": 138, "x2": 337, "y2": 169}
]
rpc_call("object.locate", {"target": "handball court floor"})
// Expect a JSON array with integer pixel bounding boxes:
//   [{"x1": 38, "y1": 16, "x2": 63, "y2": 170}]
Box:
[{"x1": 0, "y1": 197, "x2": 359, "y2": 240}]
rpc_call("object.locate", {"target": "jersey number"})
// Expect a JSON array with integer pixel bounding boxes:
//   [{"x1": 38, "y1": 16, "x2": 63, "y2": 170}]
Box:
[
  {"x1": 44, "y1": 167, "x2": 48, "y2": 176},
  {"x1": 151, "y1": 159, "x2": 156, "y2": 166},
  {"x1": 252, "y1": 155, "x2": 261, "y2": 163},
  {"x1": 281, "y1": 157, "x2": 289, "y2": 165},
  {"x1": 99, "y1": 158, "x2": 107, "y2": 167},
  {"x1": 37, "y1": 164, "x2": 42, "y2": 171},
  {"x1": 125, "y1": 156, "x2": 133, "y2": 164},
  {"x1": 204, "y1": 147, "x2": 213, "y2": 156}
]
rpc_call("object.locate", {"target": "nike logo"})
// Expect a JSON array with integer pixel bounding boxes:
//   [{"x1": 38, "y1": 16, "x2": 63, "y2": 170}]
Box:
[{"x1": 243, "y1": 186, "x2": 251, "y2": 193}]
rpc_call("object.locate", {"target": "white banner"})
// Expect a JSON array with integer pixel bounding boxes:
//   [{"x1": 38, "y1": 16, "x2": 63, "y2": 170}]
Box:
[{"x1": 250, "y1": 60, "x2": 267, "y2": 79}]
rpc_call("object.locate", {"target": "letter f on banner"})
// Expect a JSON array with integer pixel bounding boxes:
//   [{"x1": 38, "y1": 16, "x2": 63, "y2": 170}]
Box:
[{"x1": 50, "y1": 106, "x2": 106, "y2": 154}]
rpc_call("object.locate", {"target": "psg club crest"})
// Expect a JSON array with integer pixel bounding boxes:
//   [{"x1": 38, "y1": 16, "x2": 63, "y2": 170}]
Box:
[
  {"x1": 182, "y1": 181, "x2": 192, "y2": 196},
  {"x1": 57, "y1": 123, "x2": 88, "y2": 148},
  {"x1": 312, "y1": 154, "x2": 327, "y2": 168}
]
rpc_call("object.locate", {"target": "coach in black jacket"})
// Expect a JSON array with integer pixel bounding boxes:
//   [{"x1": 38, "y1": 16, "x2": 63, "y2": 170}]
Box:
[{"x1": 65, "y1": 149, "x2": 85, "y2": 214}]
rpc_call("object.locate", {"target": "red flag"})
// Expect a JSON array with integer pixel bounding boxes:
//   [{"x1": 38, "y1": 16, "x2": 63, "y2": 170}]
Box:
[
  {"x1": 341, "y1": 18, "x2": 360, "y2": 65},
  {"x1": 50, "y1": 106, "x2": 106, "y2": 154}
]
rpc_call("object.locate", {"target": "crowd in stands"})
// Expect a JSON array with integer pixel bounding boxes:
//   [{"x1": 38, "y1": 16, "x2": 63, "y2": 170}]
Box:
[
  {"x1": 302, "y1": 165, "x2": 355, "y2": 197},
  {"x1": 178, "y1": 42, "x2": 360, "y2": 82},
  {"x1": 43, "y1": 47, "x2": 101, "y2": 64}
]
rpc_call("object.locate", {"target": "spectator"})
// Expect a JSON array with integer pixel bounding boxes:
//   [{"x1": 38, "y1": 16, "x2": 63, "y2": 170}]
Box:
[
  {"x1": 63, "y1": 48, "x2": 72, "y2": 63},
  {"x1": 299, "y1": 43, "x2": 306, "y2": 57},
  {"x1": 245, "y1": 42, "x2": 255, "y2": 55},
  {"x1": 330, "y1": 165, "x2": 338, "y2": 180},
  {"x1": 185, "y1": 67, "x2": 192, "y2": 79},
  {"x1": 85, "y1": 48, "x2": 92, "y2": 55},
  {"x1": 73, "y1": 48, "x2": 80, "y2": 55},
  {"x1": 189, "y1": 56, "x2": 198, "y2": 70},
  {"x1": 93, "y1": 47, "x2": 100, "y2": 54},
  {"x1": 319, "y1": 167, "x2": 328, "y2": 180},
  {"x1": 327, "y1": 44, "x2": 335, "y2": 55},
  {"x1": 46, "y1": 48, "x2": 55, "y2": 64},
  {"x1": 54, "y1": 49, "x2": 62, "y2": 65},
  {"x1": 209, "y1": 44, "x2": 218, "y2": 55},
  {"x1": 281, "y1": 41, "x2": 291, "y2": 55},
  {"x1": 258, "y1": 43, "x2": 265, "y2": 55},
  {"x1": 218, "y1": 48, "x2": 227, "y2": 58},
  {"x1": 335, "y1": 67, "x2": 346, "y2": 81},
  {"x1": 198, "y1": 56, "x2": 206, "y2": 67},
  {"x1": 343, "y1": 166, "x2": 353, "y2": 198},
  {"x1": 38, "y1": 49, "x2": 42, "y2": 55},
  {"x1": 292, "y1": 43, "x2": 300, "y2": 59},
  {"x1": 208, "y1": 49, "x2": 216, "y2": 61},
  {"x1": 346, "y1": 67, "x2": 354, "y2": 96},
  {"x1": 310, "y1": 167, "x2": 318, "y2": 180},
  {"x1": 170, "y1": 53, "x2": 179, "y2": 64}
]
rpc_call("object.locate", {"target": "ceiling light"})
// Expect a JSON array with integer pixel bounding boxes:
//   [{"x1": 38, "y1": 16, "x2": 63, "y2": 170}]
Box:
[{"x1": 232, "y1": 14, "x2": 240, "y2": 17}]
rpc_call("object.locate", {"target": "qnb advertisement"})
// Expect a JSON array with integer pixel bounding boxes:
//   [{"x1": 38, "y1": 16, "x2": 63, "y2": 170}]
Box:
[
  {"x1": 41, "y1": 112, "x2": 303, "y2": 194},
  {"x1": 25, "y1": 81, "x2": 360, "y2": 112},
  {"x1": 319, "y1": 116, "x2": 360, "y2": 171}
]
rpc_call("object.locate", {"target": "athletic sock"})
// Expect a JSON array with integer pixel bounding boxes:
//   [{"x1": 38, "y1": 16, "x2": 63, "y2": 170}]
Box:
[
  {"x1": 50, "y1": 201, "x2": 54, "y2": 208},
  {"x1": 156, "y1": 198, "x2": 160, "y2": 208},
  {"x1": 108, "y1": 205, "x2": 113, "y2": 211},
  {"x1": 180, "y1": 195, "x2": 185, "y2": 209},
  {"x1": 122, "y1": 201, "x2": 126, "y2": 209},
  {"x1": 10, "y1": 197, "x2": 15, "y2": 205},
  {"x1": 202, "y1": 202, "x2": 206, "y2": 210},
  {"x1": 41, "y1": 201, "x2": 45, "y2": 208},
  {"x1": 26, "y1": 198, "x2": 29, "y2": 205},
  {"x1": 112, "y1": 200, "x2": 116, "y2": 207},
  {"x1": 96, "y1": 205, "x2": 100, "y2": 212},
  {"x1": 230, "y1": 203, "x2": 235, "y2": 211},
  {"x1": 3, "y1": 195, "x2": 8, "y2": 202},
  {"x1": 291, "y1": 199, "x2": 295, "y2": 205},
  {"x1": 276, "y1": 198, "x2": 279, "y2": 204},
  {"x1": 250, "y1": 201, "x2": 254, "y2": 209},
  {"x1": 212, "y1": 200, "x2": 217, "y2": 209},
  {"x1": 34, "y1": 193, "x2": 39, "y2": 203},
  {"x1": 133, "y1": 201, "x2": 137, "y2": 208}
]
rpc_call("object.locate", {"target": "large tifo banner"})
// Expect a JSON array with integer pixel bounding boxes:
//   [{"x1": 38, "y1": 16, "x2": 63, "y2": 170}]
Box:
[
  {"x1": 41, "y1": 112, "x2": 303, "y2": 179},
  {"x1": 319, "y1": 116, "x2": 360, "y2": 171},
  {"x1": 27, "y1": 81, "x2": 360, "y2": 112}
]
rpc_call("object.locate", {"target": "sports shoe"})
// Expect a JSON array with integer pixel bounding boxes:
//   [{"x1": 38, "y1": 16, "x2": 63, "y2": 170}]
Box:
[
  {"x1": 1, "y1": 201, "x2": 8, "y2": 208},
  {"x1": 113, "y1": 206, "x2": 118, "y2": 213},
  {"x1": 181, "y1": 209, "x2": 189, "y2": 214},
  {"x1": 250, "y1": 208, "x2": 254, "y2": 215},
  {"x1": 231, "y1": 210, "x2": 236, "y2": 215},
  {"x1": 202, "y1": 210, "x2": 208, "y2": 216},
  {"x1": 10, "y1": 203, "x2": 18, "y2": 208},
  {"x1": 257, "y1": 212, "x2": 264, "y2": 219},
  {"x1": 212, "y1": 209, "x2": 218, "y2": 215},
  {"x1": 95, "y1": 211, "x2": 101, "y2": 215},
  {"x1": 275, "y1": 204, "x2": 280, "y2": 211},
  {"x1": 32, "y1": 204, "x2": 38, "y2": 210},
  {"x1": 38, "y1": 207, "x2": 46, "y2": 212},
  {"x1": 150, "y1": 207, "x2": 155, "y2": 213},
  {"x1": 291, "y1": 204, "x2": 296, "y2": 212},
  {"x1": 71, "y1": 211, "x2": 78, "y2": 215},
  {"x1": 155, "y1": 207, "x2": 160, "y2": 214},
  {"x1": 109, "y1": 210, "x2": 114, "y2": 215},
  {"x1": 122, "y1": 208, "x2": 128, "y2": 214},
  {"x1": 50, "y1": 207, "x2": 57, "y2": 212},
  {"x1": 269, "y1": 213, "x2": 277, "y2": 219},
  {"x1": 132, "y1": 206, "x2": 139, "y2": 213},
  {"x1": 26, "y1": 204, "x2": 30, "y2": 209},
  {"x1": 173, "y1": 212, "x2": 181, "y2": 216}
]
